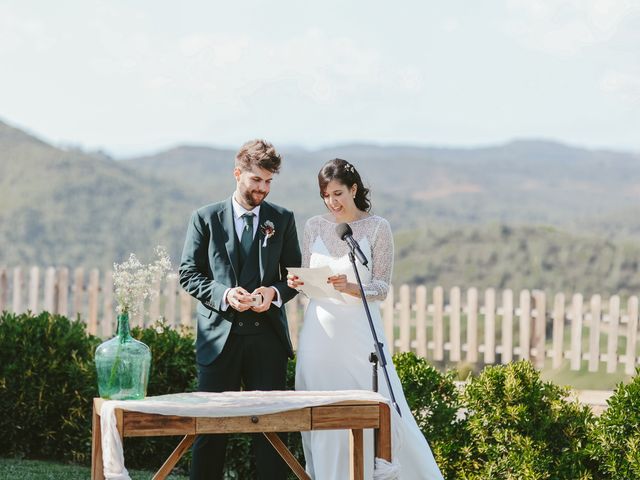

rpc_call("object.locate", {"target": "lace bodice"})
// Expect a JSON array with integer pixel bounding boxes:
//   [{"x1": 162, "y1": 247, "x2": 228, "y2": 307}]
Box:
[{"x1": 302, "y1": 214, "x2": 394, "y2": 302}]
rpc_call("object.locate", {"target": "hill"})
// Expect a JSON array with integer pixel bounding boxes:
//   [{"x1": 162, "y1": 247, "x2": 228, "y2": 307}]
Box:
[
  {"x1": 394, "y1": 223, "x2": 640, "y2": 298},
  {"x1": 124, "y1": 139, "x2": 640, "y2": 237},
  {"x1": 0, "y1": 120, "x2": 198, "y2": 267},
  {"x1": 1, "y1": 118, "x2": 639, "y2": 297}
]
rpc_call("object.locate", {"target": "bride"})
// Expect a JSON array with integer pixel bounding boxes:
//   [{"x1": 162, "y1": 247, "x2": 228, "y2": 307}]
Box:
[{"x1": 288, "y1": 159, "x2": 443, "y2": 479}]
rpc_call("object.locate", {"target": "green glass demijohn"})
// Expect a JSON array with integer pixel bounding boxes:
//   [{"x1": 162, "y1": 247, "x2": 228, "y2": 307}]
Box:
[{"x1": 95, "y1": 312, "x2": 151, "y2": 400}]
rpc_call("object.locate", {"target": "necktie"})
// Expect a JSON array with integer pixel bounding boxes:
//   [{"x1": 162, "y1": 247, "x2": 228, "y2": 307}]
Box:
[{"x1": 240, "y1": 212, "x2": 255, "y2": 257}]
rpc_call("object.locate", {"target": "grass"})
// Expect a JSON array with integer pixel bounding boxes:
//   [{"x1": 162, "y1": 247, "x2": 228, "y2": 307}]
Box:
[
  {"x1": 0, "y1": 457, "x2": 189, "y2": 480},
  {"x1": 540, "y1": 359, "x2": 631, "y2": 390}
]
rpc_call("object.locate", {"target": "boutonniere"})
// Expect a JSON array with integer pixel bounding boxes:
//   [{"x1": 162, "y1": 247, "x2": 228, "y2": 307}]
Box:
[{"x1": 260, "y1": 220, "x2": 276, "y2": 247}]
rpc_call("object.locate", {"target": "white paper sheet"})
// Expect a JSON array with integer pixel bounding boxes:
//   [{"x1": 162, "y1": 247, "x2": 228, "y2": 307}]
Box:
[{"x1": 287, "y1": 266, "x2": 345, "y2": 302}]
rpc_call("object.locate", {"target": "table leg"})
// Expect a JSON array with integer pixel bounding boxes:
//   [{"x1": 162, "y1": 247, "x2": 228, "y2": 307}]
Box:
[
  {"x1": 349, "y1": 429, "x2": 364, "y2": 480},
  {"x1": 375, "y1": 403, "x2": 392, "y2": 461},
  {"x1": 115, "y1": 408, "x2": 124, "y2": 442},
  {"x1": 152, "y1": 434, "x2": 195, "y2": 480},
  {"x1": 91, "y1": 401, "x2": 104, "y2": 480},
  {"x1": 263, "y1": 432, "x2": 311, "y2": 480}
]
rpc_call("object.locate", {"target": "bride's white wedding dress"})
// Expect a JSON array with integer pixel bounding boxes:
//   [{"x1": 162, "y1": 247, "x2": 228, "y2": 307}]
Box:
[{"x1": 295, "y1": 214, "x2": 443, "y2": 480}]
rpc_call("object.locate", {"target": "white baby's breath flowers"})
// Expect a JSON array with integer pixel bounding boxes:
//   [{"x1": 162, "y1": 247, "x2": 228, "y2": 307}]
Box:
[
  {"x1": 154, "y1": 316, "x2": 166, "y2": 334},
  {"x1": 113, "y1": 246, "x2": 173, "y2": 315}
]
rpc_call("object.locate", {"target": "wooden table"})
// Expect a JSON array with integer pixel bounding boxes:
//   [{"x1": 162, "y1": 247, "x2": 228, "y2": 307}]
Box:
[{"x1": 91, "y1": 397, "x2": 392, "y2": 480}]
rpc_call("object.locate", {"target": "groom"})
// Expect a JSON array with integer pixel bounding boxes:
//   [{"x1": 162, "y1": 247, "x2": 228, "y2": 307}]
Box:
[{"x1": 179, "y1": 139, "x2": 301, "y2": 480}]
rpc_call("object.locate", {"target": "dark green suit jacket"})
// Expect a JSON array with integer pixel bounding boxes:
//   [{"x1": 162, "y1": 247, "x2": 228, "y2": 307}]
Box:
[{"x1": 179, "y1": 197, "x2": 301, "y2": 365}]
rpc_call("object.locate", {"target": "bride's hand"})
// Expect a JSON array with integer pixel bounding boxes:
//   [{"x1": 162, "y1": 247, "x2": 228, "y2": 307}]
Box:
[
  {"x1": 327, "y1": 274, "x2": 351, "y2": 293},
  {"x1": 287, "y1": 273, "x2": 303, "y2": 290}
]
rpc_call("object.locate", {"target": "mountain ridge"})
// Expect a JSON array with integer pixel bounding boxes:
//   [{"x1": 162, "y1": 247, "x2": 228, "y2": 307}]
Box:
[{"x1": 1, "y1": 118, "x2": 639, "y2": 295}]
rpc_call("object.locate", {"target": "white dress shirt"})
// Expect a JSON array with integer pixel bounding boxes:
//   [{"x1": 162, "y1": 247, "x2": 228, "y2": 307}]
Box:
[
  {"x1": 221, "y1": 195, "x2": 282, "y2": 309},
  {"x1": 232, "y1": 197, "x2": 260, "y2": 242}
]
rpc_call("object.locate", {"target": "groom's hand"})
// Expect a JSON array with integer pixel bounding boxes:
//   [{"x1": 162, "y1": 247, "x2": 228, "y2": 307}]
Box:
[
  {"x1": 250, "y1": 286, "x2": 276, "y2": 312},
  {"x1": 227, "y1": 287, "x2": 254, "y2": 312}
]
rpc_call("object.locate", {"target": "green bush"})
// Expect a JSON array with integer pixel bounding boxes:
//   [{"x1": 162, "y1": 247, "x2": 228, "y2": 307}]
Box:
[
  {"x1": 0, "y1": 311, "x2": 100, "y2": 463},
  {"x1": 589, "y1": 368, "x2": 640, "y2": 479},
  {"x1": 0, "y1": 312, "x2": 201, "y2": 472},
  {"x1": 133, "y1": 322, "x2": 198, "y2": 396},
  {"x1": 459, "y1": 360, "x2": 596, "y2": 479},
  {"x1": 393, "y1": 352, "x2": 467, "y2": 479}
]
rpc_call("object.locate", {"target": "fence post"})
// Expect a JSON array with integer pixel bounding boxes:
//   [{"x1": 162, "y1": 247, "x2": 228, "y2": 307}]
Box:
[
  {"x1": 519, "y1": 290, "x2": 531, "y2": 361},
  {"x1": 433, "y1": 286, "x2": 444, "y2": 361},
  {"x1": 383, "y1": 285, "x2": 395, "y2": 354},
  {"x1": 0, "y1": 267, "x2": 7, "y2": 312},
  {"x1": 12, "y1": 267, "x2": 23, "y2": 314},
  {"x1": 570, "y1": 294, "x2": 584, "y2": 371},
  {"x1": 131, "y1": 298, "x2": 144, "y2": 328},
  {"x1": 484, "y1": 288, "x2": 496, "y2": 364},
  {"x1": 450, "y1": 287, "x2": 461, "y2": 362},
  {"x1": 588, "y1": 295, "x2": 602, "y2": 372},
  {"x1": 466, "y1": 288, "x2": 478, "y2": 364},
  {"x1": 552, "y1": 293, "x2": 565, "y2": 369},
  {"x1": 57, "y1": 267, "x2": 69, "y2": 317},
  {"x1": 43, "y1": 267, "x2": 56, "y2": 312},
  {"x1": 501, "y1": 289, "x2": 513, "y2": 364},
  {"x1": 102, "y1": 270, "x2": 114, "y2": 337},
  {"x1": 28, "y1": 266, "x2": 40, "y2": 313},
  {"x1": 625, "y1": 296, "x2": 639, "y2": 375},
  {"x1": 607, "y1": 295, "x2": 620, "y2": 374},
  {"x1": 87, "y1": 269, "x2": 100, "y2": 335},
  {"x1": 399, "y1": 285, "x2": 411, "y2": 353},
  {"x1": 164, "y1": 275, "x2": 178, "y2": 327},
  {"x1": 180, "y1": 289, "x2": 192, "y2": 328},
  {"x1": 73, "y1": 268, "x2": 84, "y2": 320},
  {"x1": 415, "y1": 286, "x2": 427, "y2": 358},
  {"x1": 149, "y1": 277, "x2": 162, "y2": 328},
  {"x1": 533, "y1": 290, "x2": 546, "y2": 369}
]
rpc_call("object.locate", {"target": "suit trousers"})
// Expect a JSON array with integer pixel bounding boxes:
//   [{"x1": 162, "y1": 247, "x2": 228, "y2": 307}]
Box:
[{"x1": 190, "y1": 328, "x2": 289, "y2": 480}]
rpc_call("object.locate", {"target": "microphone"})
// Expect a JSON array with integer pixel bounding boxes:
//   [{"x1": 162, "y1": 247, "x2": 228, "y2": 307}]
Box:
[{"x1": 336, "y1": 223, "x2": 368, "y2": 268}]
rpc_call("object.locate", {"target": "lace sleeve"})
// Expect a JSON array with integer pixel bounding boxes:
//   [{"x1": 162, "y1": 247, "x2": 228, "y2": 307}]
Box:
[
  {"x1": 362, "y1": 218, "x2": 393, "y2": 302},
  {"x1": 302, "y1": 218, "x2": 313, "y2": 268}
]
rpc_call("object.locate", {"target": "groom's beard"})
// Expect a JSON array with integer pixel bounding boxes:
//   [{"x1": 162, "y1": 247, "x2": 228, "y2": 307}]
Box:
[{"x1": 242, "y1": 189, "x2": 268, "y2": 207}]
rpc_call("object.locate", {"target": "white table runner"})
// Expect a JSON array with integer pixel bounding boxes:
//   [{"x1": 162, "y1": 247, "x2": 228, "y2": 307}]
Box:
[{"x1": 100, "y1": 390, "x2": 400, "y2": 480}]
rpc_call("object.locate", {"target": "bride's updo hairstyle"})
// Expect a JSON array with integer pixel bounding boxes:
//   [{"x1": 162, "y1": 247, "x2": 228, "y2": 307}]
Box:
[{"x1": 318, "y1": 158, "x2": 371, "y2": 212}]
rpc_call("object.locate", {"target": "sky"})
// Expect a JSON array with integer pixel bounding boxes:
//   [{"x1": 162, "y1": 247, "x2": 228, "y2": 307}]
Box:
[{"x1": 1, "y1": 0, "x2": 639, "y2": 156}]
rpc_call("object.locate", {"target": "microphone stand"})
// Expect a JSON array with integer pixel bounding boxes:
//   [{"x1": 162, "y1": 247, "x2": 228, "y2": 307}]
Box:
[{"x1": 347, "y1": 250, "x2": 401, "y2": 416}]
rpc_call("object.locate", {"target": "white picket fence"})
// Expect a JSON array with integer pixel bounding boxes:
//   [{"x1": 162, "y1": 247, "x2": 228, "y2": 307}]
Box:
[{"x1": 1, "y1": 266, "x2": 638, "y2": 374}]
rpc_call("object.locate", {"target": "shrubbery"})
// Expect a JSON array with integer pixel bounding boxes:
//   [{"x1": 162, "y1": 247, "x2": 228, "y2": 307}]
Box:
[
  {"x1": 459, "y1": 361, "x2": 595, "y2": 479},
  {"x1": 589, "y1": 368, "x2": 640, "y2": 479},
  {"x1": 394, "y1": 355, "x2": 598, "y2": 479},
  {"x1": 0, "y1": 311, "x2": 100, "y2": 463},
  {"x1": 0, "y1": 312, "x2": 201, "y2": 472},
  {"x1": 3, "y1": 311, "x2": 640, "y2": 479}
]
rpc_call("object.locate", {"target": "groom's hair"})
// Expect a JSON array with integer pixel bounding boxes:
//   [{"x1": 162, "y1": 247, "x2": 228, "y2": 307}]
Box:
[{"x1": 235, "y1": 139, "x2": 282, "y2": 174}]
